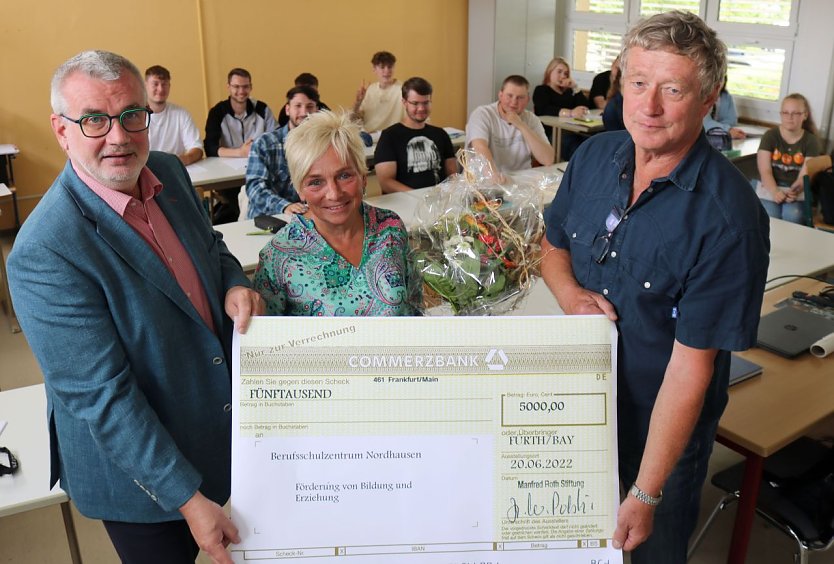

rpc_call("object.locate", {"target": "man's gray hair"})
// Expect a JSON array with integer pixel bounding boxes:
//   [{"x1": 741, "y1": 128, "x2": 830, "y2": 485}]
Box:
[
  {"x1": 51, "y1": 50, "x2": 144, "y2": 114},
  {"x1": 620, "y1": 10, "x2": 727, "y2": 100}
]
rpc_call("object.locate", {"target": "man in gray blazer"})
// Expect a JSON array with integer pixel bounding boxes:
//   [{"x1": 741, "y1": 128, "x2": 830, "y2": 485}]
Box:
[{"x1": 8, "y1": 50, "x2": 262, "y2": 564}]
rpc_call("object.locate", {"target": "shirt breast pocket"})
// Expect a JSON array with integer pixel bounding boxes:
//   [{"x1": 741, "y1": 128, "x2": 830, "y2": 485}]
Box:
[
  {"x1": 563, "y1": 212, "x2": 598, "y2": 284},
  {"x1": 621, "y1": 257, "x2": 682, "y2": 327}
]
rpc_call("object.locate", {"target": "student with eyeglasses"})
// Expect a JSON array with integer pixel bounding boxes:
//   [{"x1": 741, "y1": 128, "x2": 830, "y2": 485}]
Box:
[
  {"x1": 373, "y1": 76, "x2": 457, "y2": 193},
  {"x1": 754, "y1": 92, "x2": 822, "y2": 224},
  {"x1": 9, "y1": 50, "x2": 263, "y2": 564},
  {"x1": 540, "y1": 12, "x2": 769, "y2": 563}
]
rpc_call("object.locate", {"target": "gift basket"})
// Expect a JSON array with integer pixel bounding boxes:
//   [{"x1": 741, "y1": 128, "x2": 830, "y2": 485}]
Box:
[{"x1": 409, "y1": 150, "x2": 547, "y2": 315}]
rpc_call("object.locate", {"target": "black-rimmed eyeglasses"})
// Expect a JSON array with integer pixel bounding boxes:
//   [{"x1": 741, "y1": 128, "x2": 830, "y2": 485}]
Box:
[
  {"x1": 60, "y1": 108, "x2": 152, "y2": 138},
  {"x1": 592, "y1": 206, "x2": 624, "y2": 264}
]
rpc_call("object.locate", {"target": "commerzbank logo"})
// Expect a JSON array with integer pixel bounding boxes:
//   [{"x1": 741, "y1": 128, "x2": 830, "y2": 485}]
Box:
[{"x1": 485, "y1": 348, "x2": 508, "y2": 371}]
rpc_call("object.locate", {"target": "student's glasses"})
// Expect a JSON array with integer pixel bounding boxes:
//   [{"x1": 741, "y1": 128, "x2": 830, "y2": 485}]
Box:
[
  {"x1": 60, "y1": 108, "x2": 152, "y2": 138},
  {"x1": 779, "y1": 111, "x2": 805, "y2": 118},
  {"x1": 592, "y1": 207, "x2": 624, "y2": 264}
]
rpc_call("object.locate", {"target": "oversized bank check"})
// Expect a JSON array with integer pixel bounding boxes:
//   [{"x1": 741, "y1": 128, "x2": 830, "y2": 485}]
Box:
[{"x1": 231, "y1": 315, "x2": 621, "y2": 564}]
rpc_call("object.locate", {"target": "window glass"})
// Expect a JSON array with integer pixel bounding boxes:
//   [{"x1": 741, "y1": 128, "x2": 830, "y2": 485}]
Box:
[
  {"x1": 640, "y1": 0, "x2": 701, "y2": 16},
  {"x1": 574, "y1": 0, "x2": 624, "y2": 15},
  {"x1": 572, "y1": 29, "x2": 623, "y2": 73},
  {"x1": 718, "y1": 0, "x2": 791, "y2": 27},
  {"x1": 726, "y1": 44, "x2": 785, "y2": 101}
]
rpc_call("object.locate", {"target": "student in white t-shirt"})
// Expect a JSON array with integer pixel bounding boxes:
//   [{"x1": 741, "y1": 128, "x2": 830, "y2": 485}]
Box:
[
  {"x1": 466, "y1": 75, "x2": 554, "y2": 177},
  {"x1": 144, "y1": 65, "x2": 203, "y2": 166},
  {"x1": 352, "y1": 51, "x2": 404, "y2": 133}
]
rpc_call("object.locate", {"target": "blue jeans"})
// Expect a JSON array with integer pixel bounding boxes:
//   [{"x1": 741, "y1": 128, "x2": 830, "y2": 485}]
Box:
[
  {"x1": 619, "y1": 416, "x2": 720, "y2": 564},
  {"x1": 760, "y1": 198, "x2": 804, "y2": 224}
]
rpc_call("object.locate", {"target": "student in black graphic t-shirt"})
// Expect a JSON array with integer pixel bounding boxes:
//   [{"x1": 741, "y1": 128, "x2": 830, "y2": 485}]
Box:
[{"x1": 374, "y1": 77, "x2": 457, "y2": 193}]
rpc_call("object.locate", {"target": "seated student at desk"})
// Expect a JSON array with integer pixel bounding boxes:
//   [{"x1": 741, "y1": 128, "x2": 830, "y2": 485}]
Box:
[
  {"x1": 466, "y1": 75, "x2": 554, "y2": 177},
  {"x1": 374, "y1": 77, "x2": 457, "y2": 193},
  {"x1": 755, "y1": 93, "x2": 821, "y2": 224},
  {"x1": 533, "y1": 57, "x2": 590, "y2": 160},
  {"x1": 589, "y1": 57, "x2": 618, "y2": 110},
  {"x1": 352, "y1": 51, "x2": 403, "y2": 134},
  {"x1": 245, "y1": 85, "x2": 319, "y2": 219},
  {"x1": 205, "y1": 68, "x2": 277, "y2": 224},
  {"x1": 144, "y1": 65, "x2": 203, "y2": 165},
  {"x1": 602, "y1": 59, "x2": 624, "y2": 131},
  {"x1": 277, "y1": 73, "x2": 330, "y2": 127},
  {"x1": 703, "y1": 76, "x2": 746, "y2": 140}
]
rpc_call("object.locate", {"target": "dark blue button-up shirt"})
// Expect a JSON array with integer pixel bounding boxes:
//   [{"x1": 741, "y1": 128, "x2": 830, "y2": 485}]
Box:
[{"x1": 545, "y1": 130, "x2": 770, "y2": 450}]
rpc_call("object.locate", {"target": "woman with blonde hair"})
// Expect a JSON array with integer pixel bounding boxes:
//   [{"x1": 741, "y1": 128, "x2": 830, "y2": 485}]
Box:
[
  {"x1": 253, "y1": 110, "x2": 418, "y2": 315},
  {"x1": 533, "y1": 57, "x2": 590, "y2": 159}
]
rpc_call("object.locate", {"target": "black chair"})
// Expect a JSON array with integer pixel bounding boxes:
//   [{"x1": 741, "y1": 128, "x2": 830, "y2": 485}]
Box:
[{"x1": 688, "y1": 437, "x2": 834, "y2": 564}]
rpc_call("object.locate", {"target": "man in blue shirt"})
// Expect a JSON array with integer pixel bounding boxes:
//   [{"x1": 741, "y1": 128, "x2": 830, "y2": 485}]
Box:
[
  {"x1": 245, "y1": 85, "x2": 319, "y2": 218},
  {"x1": 541, "y1": 12, "x2": 770, "y2": 563}
]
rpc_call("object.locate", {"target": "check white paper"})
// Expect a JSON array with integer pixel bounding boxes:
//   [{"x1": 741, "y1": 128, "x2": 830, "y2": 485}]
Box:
[{"x1": 232, "y1": 316, "x2": 621, "y2": 564}]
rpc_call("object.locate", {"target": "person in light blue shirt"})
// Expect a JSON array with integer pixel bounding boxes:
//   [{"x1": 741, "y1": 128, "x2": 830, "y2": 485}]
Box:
[
  {"x1": 245, "y1": 85, "x2": 319, "y2": 218},
  {"x1": 702, "y1": 76, "x2": 746, "y2": 139}
]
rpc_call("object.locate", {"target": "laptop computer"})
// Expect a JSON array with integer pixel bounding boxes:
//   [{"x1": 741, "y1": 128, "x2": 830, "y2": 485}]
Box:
[
  {"x1": 756, "y1": 306, "x2": 834, "y2": 358},
  {"x1": 729, "y1": 354, "x2": 763, "y2": 386}
]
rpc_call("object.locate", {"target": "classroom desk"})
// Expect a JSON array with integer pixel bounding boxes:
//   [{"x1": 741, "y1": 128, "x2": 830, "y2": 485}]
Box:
[
  {"x1": 538, "y1": 112, "x2": 604, "y2": 162},
  {"x1": 717, "y1": 278, "x2": 834, "y2": 564},
  {"x1": 0, "y1": 144, "x2": 21, "y2": 232},
  {"x1": 0, "y1": 384, "x2": 82, "y2": 564}
]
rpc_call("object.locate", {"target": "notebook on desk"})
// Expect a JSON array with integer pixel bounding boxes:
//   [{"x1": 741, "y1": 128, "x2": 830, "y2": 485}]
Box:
[
  {"x1": 729, "y1": 354, "x2": 763, "y2": 386},
  {"x1": 756, "y1": 306, "x2": 834, "y2": 358}
]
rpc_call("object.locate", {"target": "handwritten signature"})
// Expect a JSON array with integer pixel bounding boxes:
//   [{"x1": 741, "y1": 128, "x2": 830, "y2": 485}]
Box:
[{"x1": 506, "y1": 488, "x2": 595, "y2": 523}]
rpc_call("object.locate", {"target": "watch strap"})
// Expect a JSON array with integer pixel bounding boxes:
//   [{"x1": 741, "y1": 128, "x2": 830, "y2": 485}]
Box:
[{"x1": 629, "y1": 482, "x2": 662, "y2": 506}]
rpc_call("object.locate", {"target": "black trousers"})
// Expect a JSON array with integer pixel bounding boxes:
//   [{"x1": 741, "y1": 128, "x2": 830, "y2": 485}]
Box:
[{"x1": 103, "y1": 519, "x2": 200, "y2": 564}]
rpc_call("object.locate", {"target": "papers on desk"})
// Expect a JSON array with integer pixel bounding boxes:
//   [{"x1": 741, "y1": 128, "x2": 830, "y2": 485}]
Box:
[
  {"x1": 737, "y1": 124, "x2": 769, "y2": 137},
  {"x1": 0, "y1": 144, "x2": 19, "y2": 156},
  {"x1": 0, "y1": 420, "x2": 6, "y2": 438},
  {"x1": 0, "y1": 183, "x2": 11, "y2": 197}
]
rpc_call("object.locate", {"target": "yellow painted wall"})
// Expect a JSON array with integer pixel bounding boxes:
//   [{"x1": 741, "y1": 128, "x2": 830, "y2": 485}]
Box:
[{"x1": 0, "y1": 0, "x2": 469, "y2": 228}]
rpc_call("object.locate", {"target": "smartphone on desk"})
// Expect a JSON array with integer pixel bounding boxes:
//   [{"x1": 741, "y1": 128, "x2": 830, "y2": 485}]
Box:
[{"x1": 254, "y1": 215, "x2": 287, "y2": 233}]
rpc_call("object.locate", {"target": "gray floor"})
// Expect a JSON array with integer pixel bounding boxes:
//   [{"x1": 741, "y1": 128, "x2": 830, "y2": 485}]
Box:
[{"x1": 1, "y1": 301, "x2": 832, "y2": 563}]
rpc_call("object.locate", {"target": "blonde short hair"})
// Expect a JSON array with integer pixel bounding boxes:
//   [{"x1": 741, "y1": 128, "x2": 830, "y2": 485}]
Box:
[{"x1": 285, "y1": 110, "x2": 368, "y2": 189}]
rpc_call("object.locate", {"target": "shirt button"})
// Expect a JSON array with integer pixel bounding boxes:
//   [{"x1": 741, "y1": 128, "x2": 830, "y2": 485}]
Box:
[
  {"x1": 623, "y1": 214, "x2": 629, "y2": 220},
  {"x1": 223, "y1": 403, "x2": 232, "y2": 413},
  {"x1": 610, "y1": 251, "x2": 617, "y2": 258},
  {"x1": 212, "y1": 357, "x2": 223, "y2": 365},
  {"x1": 621, "y1": 173, "x2": 627, "y2": 179},
  {"x1": 572, "y1": 232, "x2": 577, "y2": 238},
  {"x1": 644, "y1": 281, "x2": 651, "y2": 289},
  {"x1": 186, "y1": 291, "x2": 192, "y2": 298},
  {"x1": 167, "y1": 257, "x2": 173, "y2": 263},
  {"x1": 602, "y1": 289, "x2": 609, "y2": 295},
  {"x1": 647, "y1": 187, "x2": 654, "y2": 193}
]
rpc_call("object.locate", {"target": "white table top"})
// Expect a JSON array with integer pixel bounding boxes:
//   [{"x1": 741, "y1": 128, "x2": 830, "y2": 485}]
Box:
[
  {"x1": 0, "y1": 144, "x2": 19, "y2": 156},
  {"x1": 186, "y1": 156, "x2": 248, "y2": 187},
  {"x1": 0, "y1": 384, "x2": 68, "y2": 518}
]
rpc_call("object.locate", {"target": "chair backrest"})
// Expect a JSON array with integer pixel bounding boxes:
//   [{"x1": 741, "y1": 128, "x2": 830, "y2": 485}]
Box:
[{"x1": 803, "y1": 174, "x2": 815, "y2": 227}]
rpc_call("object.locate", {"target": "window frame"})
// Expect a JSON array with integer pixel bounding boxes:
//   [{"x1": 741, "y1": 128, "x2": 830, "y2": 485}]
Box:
[{"x1": 564, "y1": 0, "x2": 799, "y2": 119}]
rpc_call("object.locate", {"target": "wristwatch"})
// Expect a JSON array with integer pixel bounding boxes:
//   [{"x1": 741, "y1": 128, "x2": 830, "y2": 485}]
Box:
[{"x1": 629, "y1": 483, "x2": 662, "y2": 506}]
